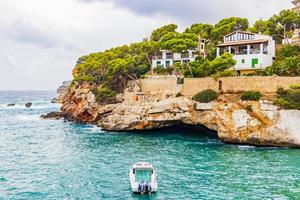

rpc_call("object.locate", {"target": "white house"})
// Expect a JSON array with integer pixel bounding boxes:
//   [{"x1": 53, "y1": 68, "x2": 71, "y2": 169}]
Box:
[
  {"x1": 151, "y1": 39, "x2": 206, "y2": 69},
  {"x1": 217, "y1": 31, "x2": 276, "y2": 75}
]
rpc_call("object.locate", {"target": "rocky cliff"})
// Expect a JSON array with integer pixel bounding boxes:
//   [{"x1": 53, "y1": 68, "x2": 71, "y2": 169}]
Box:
[{"x1": 60, "y1": 84, "x2": 300, "y2": 148}]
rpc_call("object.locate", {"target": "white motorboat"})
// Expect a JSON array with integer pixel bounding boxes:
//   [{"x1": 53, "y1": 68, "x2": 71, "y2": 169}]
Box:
[{"x1": 129, "y1": 162, "x2": 157, "y2": 194}]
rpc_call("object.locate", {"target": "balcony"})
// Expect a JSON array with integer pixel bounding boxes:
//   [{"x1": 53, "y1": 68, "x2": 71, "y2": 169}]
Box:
[{"x1": 152, "y1": 55, "x2": 162, "y2": 60}]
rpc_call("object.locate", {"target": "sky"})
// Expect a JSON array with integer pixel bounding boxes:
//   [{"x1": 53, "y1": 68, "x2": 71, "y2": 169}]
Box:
[{"x1": 0, "y1": 0, "x2": 292, "y2": 90}]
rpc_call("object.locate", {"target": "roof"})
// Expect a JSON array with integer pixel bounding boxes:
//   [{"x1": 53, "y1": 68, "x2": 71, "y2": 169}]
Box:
[
  {"x1": 217, "y1": 39, "x2": 269, "y2": 47},
  {"x1": 132, "y1": 162, "x2": 154, "y2": 170},
  {"x1": 224, "y1": 30, "x2": 255, "y2": 38}
]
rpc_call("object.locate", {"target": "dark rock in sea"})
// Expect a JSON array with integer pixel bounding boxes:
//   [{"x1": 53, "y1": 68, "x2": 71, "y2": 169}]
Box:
[
  {"x1": 41, "y1": 112, "x2": 65, "y2": 120},
  {"x1": 7, "y1": 103, "x2": 15, "y2": 107},
  {"x1": 51, "y1": 98, "x2": 56, "y2": 103},
  {"x1": 25, "y1": 102, "x2": 32, "y2": 108}
]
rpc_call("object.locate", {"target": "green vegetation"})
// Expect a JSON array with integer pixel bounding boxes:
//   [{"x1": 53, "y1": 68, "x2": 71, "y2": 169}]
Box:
[
  {"x1": 192, "y1": 89, "x2": 218, "y2": 103},
  {"x1": 153, "y1": 66, "x2": 173, "y2": 75},
  {"x1": 91, "y1": 86, "x2": 117, "y2": 102},
  {"x1": 250, "y1": 10, "x2": 300, "y2": 43},
  {"x1": 257, "y1": 45, "x2": 300, "y2": 76},
  {"x1": 246, "y1": 105, "x2": 253, "y2": 112},
  {"x1": 274, "y1": 87, "x2": 300, "y2": 109},
  {"x1": 71, "y1": 8, "x2": 300, "y2": 102},
  {"x1": 241, "y1": 91, "x2": 262, "y2": 101},
  {"x1": 289, "y1": 84, "x2": 300, "y2": 90},
  {"x1": 176, "y1": 93, "x2": 183, "y2": 97},
  {"x1": 212, "y1": 69, "x2": 237, "y2": 80},
  {"x1": 184, "y1": 53, "x2": 236, "y2": 78}
]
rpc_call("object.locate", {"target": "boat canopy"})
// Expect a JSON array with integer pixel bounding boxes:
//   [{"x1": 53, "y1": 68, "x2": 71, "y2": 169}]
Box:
[{"x1": 135, "y1": 169, "x2": 151, "y2": 182}]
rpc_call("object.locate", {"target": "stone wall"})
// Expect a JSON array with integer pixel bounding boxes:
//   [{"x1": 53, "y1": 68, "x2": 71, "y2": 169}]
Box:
[
  {"x1": 182, "y1": 76, "x2": 300, "y2": 96},
  {"x1": 140, "y1": 75, "x2": 178, "y2": 93}
]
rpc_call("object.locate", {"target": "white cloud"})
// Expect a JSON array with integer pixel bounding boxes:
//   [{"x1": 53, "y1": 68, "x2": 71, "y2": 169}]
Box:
[{"x1": 0, "y1": 0, "x2": 292, "y2": 90}]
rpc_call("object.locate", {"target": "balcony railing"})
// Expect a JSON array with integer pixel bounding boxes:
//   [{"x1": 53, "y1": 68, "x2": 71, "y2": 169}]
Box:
[{"x1": 152, "y1": 55, "x2": 162, "y2": 60}]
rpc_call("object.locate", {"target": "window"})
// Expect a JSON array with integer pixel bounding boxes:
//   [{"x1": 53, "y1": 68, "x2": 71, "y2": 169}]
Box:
[
  {"x1": 156, "y1": 61, "x2": 162, "y2": 67},
  {"x1": 166, "y1": 60, "x2": 170, "y2": 67},
  {"x1": 241, "y1": 59, "x2": 245, "y2": 64}
]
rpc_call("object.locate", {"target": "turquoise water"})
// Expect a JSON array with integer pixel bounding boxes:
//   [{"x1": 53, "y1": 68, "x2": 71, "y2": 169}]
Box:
[{"x1": 0, "y1": 91, "x2": 300, "y2": 200}]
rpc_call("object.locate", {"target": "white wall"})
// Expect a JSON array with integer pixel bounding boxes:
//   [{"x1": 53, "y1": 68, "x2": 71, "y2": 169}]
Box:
[{"x1": 234, "y1": 53, "x2": 273, "y2": 70}]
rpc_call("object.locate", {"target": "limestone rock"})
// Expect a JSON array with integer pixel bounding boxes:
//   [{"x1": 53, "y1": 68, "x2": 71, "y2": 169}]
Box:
[
  {"x1": 195, "y1": 102, "x2": 215, "y2": 111},
  {"x1": 59, "y1": 84, "x2": 300, "y2": 148},
  {"x1": 25, "y1": 102, "x2": 32, "y2": 108},
  {"x1": 41, "y1": 112, "x2": 65, "y2": 120}
]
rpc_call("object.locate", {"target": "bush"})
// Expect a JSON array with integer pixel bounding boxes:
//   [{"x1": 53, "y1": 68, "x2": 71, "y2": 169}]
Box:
[
  {"x1": 91, "y1": 87, "x2": 117, "y2": 102},
  {"x1": 289, "y1": 84, "x2": 300, "y2": 90},
  {"x1": 192, "y1": 89, "x2": 218, "y2": 103},
  {"x1": 246, "y1": 105, "x2": 253, "y2": 112},
  {"x1": 274, "y1": 87, "x2": 300, "y2": 109},
  {"x1": 211, "y1": 69, "x2": 237, "y2": 80},
  {"x1": 153, "y1": 66, "x2": 173, "y2": 74},
  {"x1": 241, "y1": 91, "x2": 262, "y2": 101},
  {"x1": 176, "y1": 93, "x2": 183, "y2": 97}
]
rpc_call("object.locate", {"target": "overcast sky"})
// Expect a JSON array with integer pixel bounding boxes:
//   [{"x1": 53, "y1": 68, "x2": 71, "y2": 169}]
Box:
[{"x1": 0, "y1": 0, "x2": 292, "y2": 90}]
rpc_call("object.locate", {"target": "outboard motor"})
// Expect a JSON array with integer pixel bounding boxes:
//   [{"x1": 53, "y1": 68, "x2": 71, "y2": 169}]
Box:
[
  {"x1": 138, "y1": 181, "x2": 146, "y2": 193},
  {"x1": 145, "y1": 182, "x2": 152, "y2": 193}
]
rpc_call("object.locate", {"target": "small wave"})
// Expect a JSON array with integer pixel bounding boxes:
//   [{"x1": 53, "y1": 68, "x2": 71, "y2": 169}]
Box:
[
  {"x1": 236, "y1": 145, "x2": 256, "y2": 149},
  {"x1": 0, "y1": 177, "x2": 7, "y2": 182},
  {"x1": 0, "y1": 103, "x2": 59, "y2": 110},
  {"x1": 15, "y1": 114, "x2": 41, "y2": 121}
]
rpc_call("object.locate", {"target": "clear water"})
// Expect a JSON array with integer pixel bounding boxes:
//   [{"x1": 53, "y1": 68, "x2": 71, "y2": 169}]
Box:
[{"x1": 0, "y1": 91, "x2": 300, "y2": 200}]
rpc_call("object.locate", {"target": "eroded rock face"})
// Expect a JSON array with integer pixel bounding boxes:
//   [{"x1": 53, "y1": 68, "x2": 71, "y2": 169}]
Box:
[{"x1": 60, "y1": 85, "x2": 300, "y2": 147}]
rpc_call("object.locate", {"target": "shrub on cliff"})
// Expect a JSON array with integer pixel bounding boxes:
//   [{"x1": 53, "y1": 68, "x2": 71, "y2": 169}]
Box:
[
  {"x1": 91, "y1": 87, "x2": 117, "y2": 102},
  {"x1": 192, "y1": 89, "x2": 218, "y2": 103},
  {"x1": 241, "y1": 91, "x2": 262, "y2": 101},
  {"x1": 153, "y1": 66, "x2": 173, "y2": 75},
  {"x1": 289, "y1": 84, "x2": 300, "y2": 90},
  {"x1": 211, "y1": 69, "x2": 237, "y2": 80},
  {"x1": 274, "y1": 87, "x2": 300, "y2": 109}
]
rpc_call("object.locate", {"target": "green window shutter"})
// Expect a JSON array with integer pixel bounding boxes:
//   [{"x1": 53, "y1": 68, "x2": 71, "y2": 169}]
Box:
[{"x1": 252, "y1": 58, "x2": 258, "y2": 68}]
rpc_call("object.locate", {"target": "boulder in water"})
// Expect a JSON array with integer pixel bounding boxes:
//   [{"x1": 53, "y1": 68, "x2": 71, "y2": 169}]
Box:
[
  {"x1": 7, "y1": 103, "x2": 15, "y2": 107},
  {"x1": 25, "y1": 102, "x2": 32, "y2": 108},
  {"x1": 41, "y1": 112, "x2": 65, "y2": 120}
]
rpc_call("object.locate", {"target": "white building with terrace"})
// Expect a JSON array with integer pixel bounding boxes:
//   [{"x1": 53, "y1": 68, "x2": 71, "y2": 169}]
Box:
[
  {"x1": 217, "y1": 31, "x2": 276, "y2": 75},
  {"x1": 151, "y1": 39, "x2": 206, "y2": 69}
]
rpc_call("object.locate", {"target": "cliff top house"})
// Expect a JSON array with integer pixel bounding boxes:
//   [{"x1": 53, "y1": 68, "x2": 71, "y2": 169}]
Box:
[
  {"x1": 151, "y1": 39, "x2": 206, "y2": 69},
  {"x1": 216, "y1": 31, "x2": 276, "y2": 75}
]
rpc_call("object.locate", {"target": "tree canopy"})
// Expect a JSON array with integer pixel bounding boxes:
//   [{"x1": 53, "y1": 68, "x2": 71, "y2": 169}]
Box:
[{"x1": 71, "y1": 8, "x2": 300, "y2": 102}]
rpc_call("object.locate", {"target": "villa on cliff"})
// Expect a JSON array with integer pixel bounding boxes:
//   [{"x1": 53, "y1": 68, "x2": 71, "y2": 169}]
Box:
[
  {"x1": 216, "y1": 31, "x2": 276, "y2": 75},
  {"x1": 151, "y1": 39, "x2": 206, "y2": 69}
]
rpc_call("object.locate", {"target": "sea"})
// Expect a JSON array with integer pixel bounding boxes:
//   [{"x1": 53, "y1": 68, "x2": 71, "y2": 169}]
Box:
[{"x1": 0, "y1": 91, "x2": 300, "y2": 200}]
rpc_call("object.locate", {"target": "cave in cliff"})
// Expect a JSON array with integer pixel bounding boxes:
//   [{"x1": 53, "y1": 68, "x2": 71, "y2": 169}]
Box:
[{"x1": 135, "y1": 122, "x2": 218, "y2": 139}]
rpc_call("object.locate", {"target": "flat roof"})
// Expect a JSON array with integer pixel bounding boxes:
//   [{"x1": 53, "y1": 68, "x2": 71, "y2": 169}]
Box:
[{"x1": 217, "y1": 39, "x2": 269, "y2": 47}]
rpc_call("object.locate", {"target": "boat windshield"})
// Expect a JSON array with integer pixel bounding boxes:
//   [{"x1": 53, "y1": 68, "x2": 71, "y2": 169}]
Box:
[{"x1": 135, "y1": 169, "x2": 151, "y2": 182}]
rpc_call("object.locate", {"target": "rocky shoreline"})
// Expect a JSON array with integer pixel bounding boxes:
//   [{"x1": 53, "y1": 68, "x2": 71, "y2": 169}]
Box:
[{"x1": 49, "y1": 83, "x2": 300, "y2": 148}]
